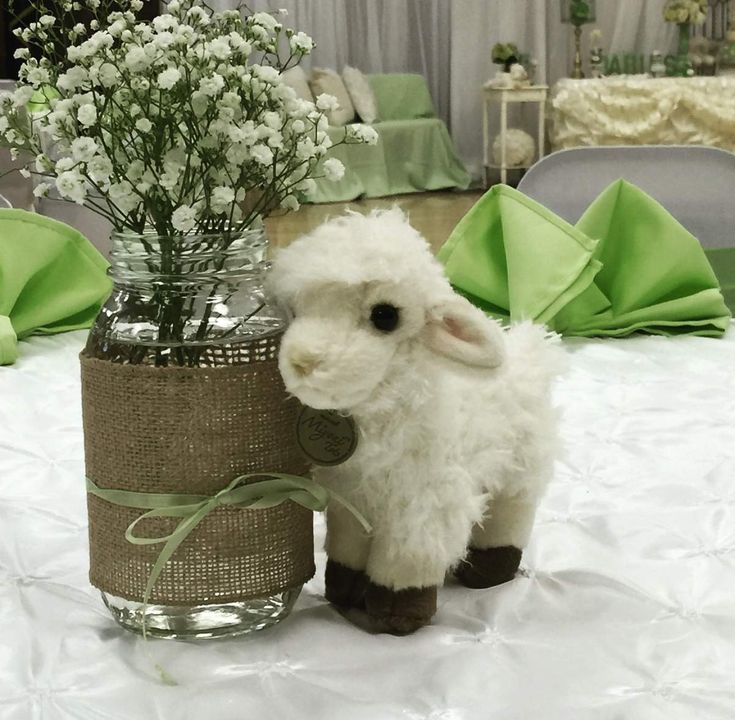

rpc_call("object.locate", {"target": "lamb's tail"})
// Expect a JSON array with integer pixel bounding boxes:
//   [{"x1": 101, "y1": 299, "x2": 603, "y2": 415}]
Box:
[{"x1": 503, "y1": 321, "x2": 566, "y2": 392}]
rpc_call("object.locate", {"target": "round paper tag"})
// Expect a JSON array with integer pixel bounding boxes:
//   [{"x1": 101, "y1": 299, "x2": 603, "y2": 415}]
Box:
[{"x1": 296, "y1": 407, "x2": 358, "y2": 466}]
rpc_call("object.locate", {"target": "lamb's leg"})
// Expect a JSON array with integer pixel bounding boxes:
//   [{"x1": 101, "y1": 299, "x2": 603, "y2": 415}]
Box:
[
  {"x1": 362, "y1": 511, "x2": 474, "y2": 635},
  {"x1": 455, "y1": 491, "x2": 537, "y2": 589},
  {"x1": 363, "y1": 581, "x2": 438, "y2": 636},
  {"x1": 324, "y1": 503, "x2": 371, "y2": 609},
  {"x1": 363, "y1": 533, "x2": 440, "y2": 636}
]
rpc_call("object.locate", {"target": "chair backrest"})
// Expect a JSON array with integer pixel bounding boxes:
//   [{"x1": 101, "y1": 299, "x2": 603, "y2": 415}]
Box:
[{"x1": 517, "y1": 145, "x2": 735, "y2": 249}]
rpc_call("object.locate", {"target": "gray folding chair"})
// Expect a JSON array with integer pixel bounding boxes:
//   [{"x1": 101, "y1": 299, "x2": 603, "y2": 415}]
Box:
[
  {"x1": 37, "y1": 198, "x2": 113, "y2": 258},
  {"x1": 517, "y1": 145, "x2": 735, "y2": 311}
]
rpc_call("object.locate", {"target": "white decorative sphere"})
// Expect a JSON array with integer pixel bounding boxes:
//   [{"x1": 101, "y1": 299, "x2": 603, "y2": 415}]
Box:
[
  {"x1": 492, "y1": 129, "x2": 536, "y2": 167},
  {"x1": 509, "y1": 63, "x2": 529, "y2": 85}
]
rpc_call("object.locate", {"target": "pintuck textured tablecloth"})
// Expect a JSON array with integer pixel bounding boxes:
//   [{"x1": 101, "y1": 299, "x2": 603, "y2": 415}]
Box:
[
  {"x1": 549, "y1": 76, "x2": 735, "y2": 151},
  {"x1": 2, "y1": 329, "x2": 735, "y2": 720}
]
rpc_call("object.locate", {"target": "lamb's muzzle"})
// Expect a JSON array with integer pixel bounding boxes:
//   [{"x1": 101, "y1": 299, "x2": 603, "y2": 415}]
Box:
[{"x1": 287, "y1": 347, "x2": 321, "y2": 377}]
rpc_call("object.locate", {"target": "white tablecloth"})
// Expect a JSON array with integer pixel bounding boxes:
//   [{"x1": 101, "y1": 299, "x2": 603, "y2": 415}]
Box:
[
  {"x1": 549, "y1": 76, "x2": 735, "y2": 152},
  {"x1": 2, "y1": 330, "x2": 735, "y2": 719}
]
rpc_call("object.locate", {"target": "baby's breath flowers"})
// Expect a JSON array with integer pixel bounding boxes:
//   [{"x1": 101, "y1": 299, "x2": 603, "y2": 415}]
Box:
[
  {"x1": 0, "y1": 0, "x2": 377, "y2": 237},
  {"x1": 663, "y1": 0, "x2": 708, "y2": 25}
]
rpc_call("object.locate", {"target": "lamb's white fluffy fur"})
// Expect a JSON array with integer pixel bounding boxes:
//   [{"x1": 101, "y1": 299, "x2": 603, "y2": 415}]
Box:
[{"x1": 268, "y1": 208, "x2": 562, "y2": 591}]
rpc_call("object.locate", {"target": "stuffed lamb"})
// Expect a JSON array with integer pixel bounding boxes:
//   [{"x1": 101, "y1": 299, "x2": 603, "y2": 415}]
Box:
[{"x1": 268, "y1": 208, "x2": 561, "y2": 634}]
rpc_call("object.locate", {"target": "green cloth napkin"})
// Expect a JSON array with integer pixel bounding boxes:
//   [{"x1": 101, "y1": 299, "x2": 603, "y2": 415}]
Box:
[
  {"x1": 0, "y1": 209, "x2": 111, "y2": 365},
  {"x1": 703, "y1": 247, "x2": 735, "y2": 317},
  {"x1": 438, "y1": 180, "x2": 731, "y2": 337}
]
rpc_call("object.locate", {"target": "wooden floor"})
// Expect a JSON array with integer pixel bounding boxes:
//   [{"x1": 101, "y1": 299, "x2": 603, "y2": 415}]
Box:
[{"x1": 265, "y1": 190, "x2": 484, "y2": 253}]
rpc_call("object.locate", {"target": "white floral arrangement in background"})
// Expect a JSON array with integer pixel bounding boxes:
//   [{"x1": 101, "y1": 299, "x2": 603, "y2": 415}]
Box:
[
  {"x1": 0, "y1": 0, "x2": 378, "y2": 236},
  {"x1": 492, "y1": 128, "x2": 535, "y2": 168},
  {"x1": 663, "y1": 0, "x2": 708, "y2": 25}
]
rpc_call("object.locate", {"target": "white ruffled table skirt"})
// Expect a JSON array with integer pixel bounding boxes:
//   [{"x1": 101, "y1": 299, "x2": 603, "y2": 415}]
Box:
[{"x1": 549, "y1": 77, "x2": 735, "y2": 151}]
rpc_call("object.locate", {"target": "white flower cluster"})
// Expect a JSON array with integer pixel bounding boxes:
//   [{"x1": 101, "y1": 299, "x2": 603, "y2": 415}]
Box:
[
  {"x1": 345, "y1": 124, "x2": 380, "y2": 145},
  {"x1": 663, "y1": 0, "x2": 708, "y2": 25},
  {"x1": 0, "y1": 0, "x2": 377, "y2": 235}
]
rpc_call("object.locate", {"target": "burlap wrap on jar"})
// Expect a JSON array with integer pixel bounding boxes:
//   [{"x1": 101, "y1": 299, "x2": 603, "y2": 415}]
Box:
[{"x1": 80, "y1": 334, "x2": 314, "y2": 605}]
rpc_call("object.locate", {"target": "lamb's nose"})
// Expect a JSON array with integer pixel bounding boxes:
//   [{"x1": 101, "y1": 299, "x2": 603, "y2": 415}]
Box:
[{"x1": 289, "y1": 349, "x2": 322, "y2": 377}]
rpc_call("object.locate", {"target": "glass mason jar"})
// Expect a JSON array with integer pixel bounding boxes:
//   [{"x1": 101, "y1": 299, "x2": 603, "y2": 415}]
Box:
[
  {"x1": 82, "y1": 227, "x2": 310, "y2": 639},
  {"x1": 86, "y1": 227, "x2": 284, "y2": 361}
]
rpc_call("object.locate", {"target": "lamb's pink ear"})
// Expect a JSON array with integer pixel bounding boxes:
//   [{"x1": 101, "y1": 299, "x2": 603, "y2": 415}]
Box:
[{"x1": 423, "y1": 297, "x2": 505, "y2": 369}]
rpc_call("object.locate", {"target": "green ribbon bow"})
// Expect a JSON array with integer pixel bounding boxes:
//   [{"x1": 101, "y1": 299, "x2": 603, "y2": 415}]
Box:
[{"x1": 87, "y1": 472, "x2": 370, "y2": 682}]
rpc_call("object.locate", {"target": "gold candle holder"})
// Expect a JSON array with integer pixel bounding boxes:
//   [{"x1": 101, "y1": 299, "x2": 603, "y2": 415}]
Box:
[{"x1": 561, "y1": 0, "x2": 596, "y2": 79}]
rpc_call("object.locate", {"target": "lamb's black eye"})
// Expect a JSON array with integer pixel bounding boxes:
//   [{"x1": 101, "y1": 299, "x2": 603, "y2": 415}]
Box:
[{"x1": 370, "y1": 303, "x2": 400, "y2": 332}]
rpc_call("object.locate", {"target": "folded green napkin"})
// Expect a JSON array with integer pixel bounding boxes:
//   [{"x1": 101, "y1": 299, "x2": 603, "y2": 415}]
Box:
[
  {"x1": 438, "y1": 180, "x2": 731, "y2": 337},
  {"x1": 0, "y1": 209, "x2": 111, "y2": 365}
]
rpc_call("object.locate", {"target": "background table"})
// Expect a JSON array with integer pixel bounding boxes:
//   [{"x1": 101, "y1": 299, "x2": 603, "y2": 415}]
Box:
[
  {"x1": 2, "y1": 329, "x2": 735, "y2": 719},
  {"x1": 550, "y1": 76, "x2": 735, "y2": 151},
  {"x1": 482, "y1": 85, "x2": 548, "y2": 186}
]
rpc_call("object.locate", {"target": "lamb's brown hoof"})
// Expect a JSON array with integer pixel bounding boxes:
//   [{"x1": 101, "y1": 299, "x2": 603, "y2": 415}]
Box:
[
  {"x1": 364, "y1": 581, "x2": 437, "y2": 635},
  {"x1": 455, "y1": 545, "x2": 522, "y2": 589},
  {"x1": 325, "y1": 559, "x2": 368, "y2": 609}
]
